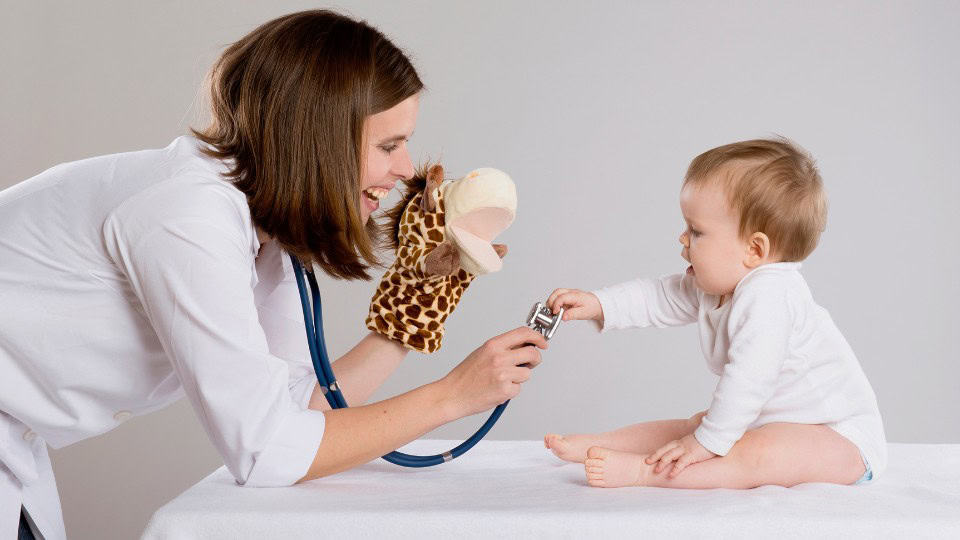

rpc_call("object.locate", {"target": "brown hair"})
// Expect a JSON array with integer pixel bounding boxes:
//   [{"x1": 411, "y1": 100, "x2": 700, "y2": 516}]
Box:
[
  {"x1": 683, "y1": 137, "x2": 827, "y2": 262},
  {"x1": 193, "y1": 10, "x2": 423, "y2": 280}
]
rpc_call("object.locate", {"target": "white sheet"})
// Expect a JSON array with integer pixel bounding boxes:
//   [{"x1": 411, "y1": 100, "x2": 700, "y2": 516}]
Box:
[{"x1": 142, "y1": 440, "x2": 960, "y2": 539}]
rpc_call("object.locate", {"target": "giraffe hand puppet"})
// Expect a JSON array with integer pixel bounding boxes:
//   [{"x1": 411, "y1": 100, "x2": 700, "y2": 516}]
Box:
[{"x1": 366, "y1": 164, "x2": 517, "y2": 353}]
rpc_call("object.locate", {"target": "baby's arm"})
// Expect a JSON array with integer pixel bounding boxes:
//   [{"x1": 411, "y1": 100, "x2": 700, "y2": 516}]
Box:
[
  {"x1": 548, "y1": 274, "x2": 700, "y2": 331},
  {"x1": 547, "y1": 288, "x2": 603, "y2": 323},
  {"x1": 694, "y1": 278, "x2": 792, "y2": 456},
  {"x1": 646, "y1": 280, "x2": 792, "y2": 477}
]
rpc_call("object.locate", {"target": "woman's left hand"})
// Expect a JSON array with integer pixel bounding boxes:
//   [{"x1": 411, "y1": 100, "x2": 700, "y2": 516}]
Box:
[{"x1": 646, "y1": 434, "x2": 717, "y2": 478}]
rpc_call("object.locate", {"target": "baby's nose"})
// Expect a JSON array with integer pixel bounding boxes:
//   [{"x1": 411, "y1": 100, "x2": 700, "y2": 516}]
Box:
[{"x1": 678, "y1": 232, "x2": 689, "y2": 246}]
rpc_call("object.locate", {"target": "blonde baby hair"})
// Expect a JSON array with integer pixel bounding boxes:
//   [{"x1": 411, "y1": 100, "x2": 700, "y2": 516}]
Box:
[{"x1": 683, "y1": 137, "x2": 828, "y2": 262}]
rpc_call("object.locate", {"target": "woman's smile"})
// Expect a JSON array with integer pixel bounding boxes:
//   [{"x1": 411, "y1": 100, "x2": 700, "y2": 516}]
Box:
[{"x1": 361, "y1": 185, "x2": 393, "y2": 218}]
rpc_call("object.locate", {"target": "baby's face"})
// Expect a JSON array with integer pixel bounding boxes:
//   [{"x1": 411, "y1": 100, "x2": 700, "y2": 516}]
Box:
[{"x1": 678, "y1": 181, "x2": 753, "y2": 297}]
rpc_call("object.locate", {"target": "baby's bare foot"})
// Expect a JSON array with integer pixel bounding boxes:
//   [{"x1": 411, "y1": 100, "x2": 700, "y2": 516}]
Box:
[
  {"x1": 544, "y1": 433, "x2": 604, "y2": 463},
  {"x1": 584, "y1": 446, "x2": 656, "y2": 488}
]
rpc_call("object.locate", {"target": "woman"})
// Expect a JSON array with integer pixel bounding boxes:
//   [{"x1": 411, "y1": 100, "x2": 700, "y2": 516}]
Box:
[{"x1": 0, "y1": 10, "x2": 546, "y2": 539}]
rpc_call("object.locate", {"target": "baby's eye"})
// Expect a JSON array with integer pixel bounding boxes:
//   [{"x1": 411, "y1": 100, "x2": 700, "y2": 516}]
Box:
[{"x1": 690, "y1": 229, "x2": 702, "y2": 238}]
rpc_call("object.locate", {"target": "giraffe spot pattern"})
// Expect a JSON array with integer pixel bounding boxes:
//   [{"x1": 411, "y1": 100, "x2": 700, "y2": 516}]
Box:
[{"x1": 365, "y1": 174, "x2": 478, "y2": 353}]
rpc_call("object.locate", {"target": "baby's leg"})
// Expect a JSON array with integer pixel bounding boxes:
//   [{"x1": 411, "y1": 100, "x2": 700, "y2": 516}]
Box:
[
  {"x1": 545, "y1": 411, "x2": 706, "y2": 463},
  {"x1": 584, "y1": 423, "x2": 865, "y2": 488}
]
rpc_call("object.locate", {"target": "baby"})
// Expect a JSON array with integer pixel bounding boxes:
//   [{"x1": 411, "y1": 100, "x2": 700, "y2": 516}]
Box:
[{"x1": 544, "y1": 138, "x2": 886, "y2": 489}]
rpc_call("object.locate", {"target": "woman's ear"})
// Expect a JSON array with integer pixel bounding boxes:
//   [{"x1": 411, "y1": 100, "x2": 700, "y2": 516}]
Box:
[{"x1": 744, "y1": 232, "x2": 771, "y2": 268}]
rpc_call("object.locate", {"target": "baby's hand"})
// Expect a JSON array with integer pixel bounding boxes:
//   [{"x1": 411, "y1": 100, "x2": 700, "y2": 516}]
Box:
[
  {"x1": 646, "y1": 434, "x2": 716, "y2": 478},
  {"x1": 546, "y1": 288, "x2": 603, "y2": 322}
]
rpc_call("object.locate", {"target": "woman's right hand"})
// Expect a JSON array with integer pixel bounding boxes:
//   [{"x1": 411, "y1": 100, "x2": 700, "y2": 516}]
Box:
[
  {"x1": 441, "y1": 326, "x2": 548, "y2": 418},
  {"x1": 302, "y1": 326, "x2": 546, "y2": 480},
  {"x1": 546, "y1": 288, "x2": 603, "y2": 322}
]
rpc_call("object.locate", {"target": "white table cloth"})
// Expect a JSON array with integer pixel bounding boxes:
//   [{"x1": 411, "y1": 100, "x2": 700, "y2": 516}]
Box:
[{"x1": 142, "y1": 440, "x2": 960, "y2": 539}]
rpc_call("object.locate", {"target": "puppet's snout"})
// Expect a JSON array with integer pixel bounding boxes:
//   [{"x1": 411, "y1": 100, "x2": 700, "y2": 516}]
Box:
[{"x1": 442, "y1": 168, "x2": 517, "y2": 275}]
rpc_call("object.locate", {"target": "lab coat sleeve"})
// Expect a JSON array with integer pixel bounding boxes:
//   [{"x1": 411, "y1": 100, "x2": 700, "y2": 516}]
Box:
[
  {"x1": 104, "y1": 187, "x2": 325, "y2": 487},
  {"x1": 252, "y1": 241, "x2": 318, "y2": 410},
  {"x1": 694, "y1": 274, "x2": 793, "y2": 456},
  {"x1": 592, "y1": 273, "x2": 700, "y2": 332}
]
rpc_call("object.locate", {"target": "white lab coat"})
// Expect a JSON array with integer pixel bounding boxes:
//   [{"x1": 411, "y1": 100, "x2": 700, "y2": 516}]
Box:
[{"x1": 0, "y1": 137, "x2": 327, "y2": 539}]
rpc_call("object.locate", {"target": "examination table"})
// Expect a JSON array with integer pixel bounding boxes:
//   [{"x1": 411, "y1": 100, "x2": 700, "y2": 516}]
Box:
[{"x1": 142, "y1": 439, "x2": 960, "y2": 539}]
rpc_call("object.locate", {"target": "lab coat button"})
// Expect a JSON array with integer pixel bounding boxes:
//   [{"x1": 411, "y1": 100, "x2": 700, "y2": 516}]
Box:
[
  {"x1": 113, "y1": 411, "x2": 132, "y2": 422},
  {"x1": 22, "y1": 430, "x2": 37, "y2": 442}
]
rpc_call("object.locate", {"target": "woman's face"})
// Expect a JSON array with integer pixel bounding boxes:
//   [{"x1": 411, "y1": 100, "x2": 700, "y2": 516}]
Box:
[{"x1": 359, "y1": 94, "x2": 419, "y2": 223}]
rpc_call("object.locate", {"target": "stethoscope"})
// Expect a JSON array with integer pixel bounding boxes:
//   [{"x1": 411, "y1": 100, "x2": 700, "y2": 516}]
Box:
[{"x1": 290, "y1": 254, "x2": 562, "y2": 467}]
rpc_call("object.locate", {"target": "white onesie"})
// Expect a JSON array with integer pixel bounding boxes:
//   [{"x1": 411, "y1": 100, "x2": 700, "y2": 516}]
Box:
[{"x1": 593, "y1": 262, "x2": 887, "y2": 479}]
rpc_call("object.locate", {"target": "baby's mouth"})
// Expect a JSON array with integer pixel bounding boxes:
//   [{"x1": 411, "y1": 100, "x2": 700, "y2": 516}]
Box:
[{"x1": 686, "y1": 265, "x2": 695, "y2": 276}]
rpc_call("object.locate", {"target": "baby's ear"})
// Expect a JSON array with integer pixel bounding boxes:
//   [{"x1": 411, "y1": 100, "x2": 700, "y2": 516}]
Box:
[
  {"x1": 745, "y1": 232, "x2": 772, "y2": 267},
  {"x1": 421, "y1": 164, "x2": 445, "y2": 212}
]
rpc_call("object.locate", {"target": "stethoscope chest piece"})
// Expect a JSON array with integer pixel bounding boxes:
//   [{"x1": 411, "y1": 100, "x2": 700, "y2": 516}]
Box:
[{"x1": 527, "y1": 301, "x2": 563, "y2": 340}]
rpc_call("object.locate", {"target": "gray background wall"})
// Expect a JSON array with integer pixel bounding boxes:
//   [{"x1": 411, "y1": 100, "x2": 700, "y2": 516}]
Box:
[{"x1": 2, "y1": 1, "x2": 958, "y2": 538}]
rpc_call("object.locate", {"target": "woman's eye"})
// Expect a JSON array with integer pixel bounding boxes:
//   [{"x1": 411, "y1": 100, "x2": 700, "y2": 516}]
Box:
[{"x1": 380, "y1": 144, "x2": 398, "y2": 154}]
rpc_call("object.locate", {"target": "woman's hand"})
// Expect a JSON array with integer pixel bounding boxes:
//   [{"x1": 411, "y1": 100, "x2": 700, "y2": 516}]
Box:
[
  {"x1": 301, "y1": 326, "x2": 545, "y2": 481},
  {"x1": 646, "y1": 434, "x2": 717, "y2": 478},
  {"x1": 546, "y1": 288, "x2": 603, "y2": 323},
  {"x1": 440, "y1": 326, "x2": 548, "y2": 418}
]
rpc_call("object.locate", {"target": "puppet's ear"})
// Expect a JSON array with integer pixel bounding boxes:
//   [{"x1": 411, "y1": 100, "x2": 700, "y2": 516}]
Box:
[
  {"x1": 421, "y1": 164, "x2": 444, "y2": 212},
  {"x1": 492, "y1": 244, "x2": 508, "y2": 259},
  {"x1": 423, "y1": 241, "x2": 460, "y2": 276}
]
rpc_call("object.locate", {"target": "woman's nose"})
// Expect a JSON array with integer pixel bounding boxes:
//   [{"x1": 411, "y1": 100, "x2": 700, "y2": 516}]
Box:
[{"x1": 394, "y1": 147, "x2": 415, "y2": 180}]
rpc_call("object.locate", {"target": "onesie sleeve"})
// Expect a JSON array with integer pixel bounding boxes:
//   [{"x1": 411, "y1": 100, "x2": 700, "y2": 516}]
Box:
[
  {"x1": 694, "y1": 275, "x2": 793, "y2": 456},
  {"x1": 592, "y1": 273, "x2": 699, "y2": 332},
  {"x1": 104, "y1": 181, "x2": 325, "y2": 487}
]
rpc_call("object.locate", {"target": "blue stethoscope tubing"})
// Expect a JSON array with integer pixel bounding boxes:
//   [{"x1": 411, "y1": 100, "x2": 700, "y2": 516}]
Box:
[{"x1": 290, "y1": 255, "x2": 508, "y2": 467}]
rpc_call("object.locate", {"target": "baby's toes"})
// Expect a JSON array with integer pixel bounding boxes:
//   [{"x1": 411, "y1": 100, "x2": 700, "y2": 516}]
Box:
[
  {"x1": 584, "y1": 447, "x2": 612, "y2": 487},
  {"x1": 544, "y1": 433, "x2": 560, "y2": 449},
  {"x1": 585, "y1": 464, "x2": 604, "y2": 476},
  {"x1": 585, "y1": 466, "x2": 606, "y2": 487},
  {"x1": 586, "y1": 446, "x2": 608, "y2": 460},
  {"x1": 545, "y1": 434, "x2": 577, "y2": 461}
]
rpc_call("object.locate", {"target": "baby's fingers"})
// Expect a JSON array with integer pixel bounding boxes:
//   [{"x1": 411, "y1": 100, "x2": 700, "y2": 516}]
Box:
[
  {"x1": 562, "y1": 306, "x2": 589, "y2": 321},
  {"x1": 546, "y1": 288, "x2": 570, "y2": 312},
  {"x1": 646, "y1": 441, "x2": 672, "y2": 464},
  {"x1": 551, "y1": 292, "x2": 581, "y2": 314},
  {"x1": 669, "y1": 454, "x2": 695, "y2": 478},
  {"x1": 654, "y1": 446, "x2": 685, "y2": 474},
  {"x1": 646, "y1": 440, "x2": 678, "y2": 466}
]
